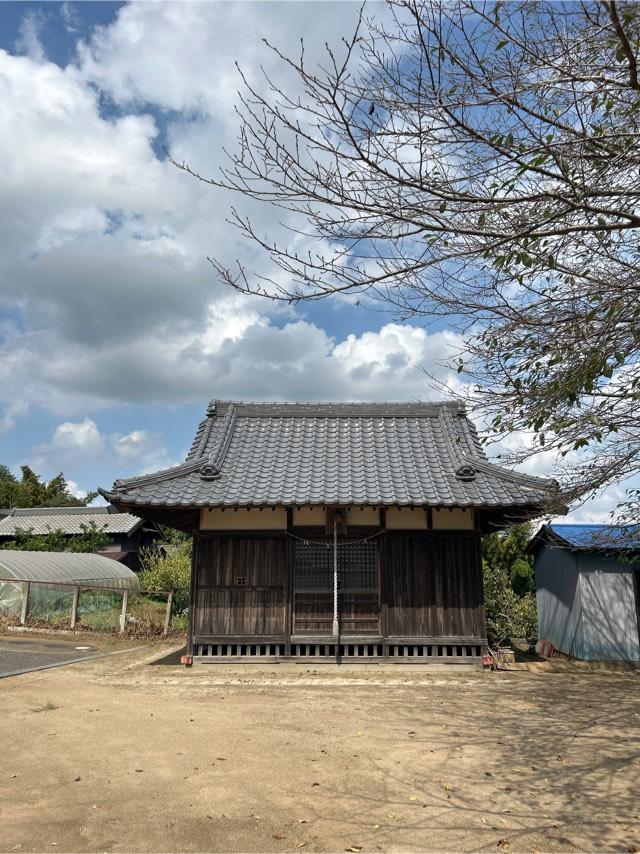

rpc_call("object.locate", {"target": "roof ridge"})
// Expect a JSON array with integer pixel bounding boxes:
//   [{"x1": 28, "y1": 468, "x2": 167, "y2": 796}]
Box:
[
  {"x1": 209, "y1": 403, "x2": 236, "y2": 470},
  {"x1": 209, "y1": 399, "x2": 466, "y2": 417},
  {"x1": 467, "y1": 457, "x2": 557, "y2": 490}
]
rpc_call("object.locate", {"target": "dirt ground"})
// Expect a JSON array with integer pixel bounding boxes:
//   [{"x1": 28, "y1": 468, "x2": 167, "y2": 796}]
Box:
[{"x1": 1, "y1": 636, "x2": 639, "y2": 854}]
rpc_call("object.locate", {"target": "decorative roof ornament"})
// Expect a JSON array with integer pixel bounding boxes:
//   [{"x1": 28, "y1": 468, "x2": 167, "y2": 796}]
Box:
[
  {"x1": 455, "y1": 464, "x2": 476, "y2": 482},
  {"x1": 200, "y1": 454, "x2": 220, "y2": 481}
]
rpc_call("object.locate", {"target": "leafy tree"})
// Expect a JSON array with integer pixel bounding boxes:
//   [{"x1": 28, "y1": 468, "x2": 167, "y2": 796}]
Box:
[
  {"x1": 139, "y1": 531, "x2": 192, "y2": 613},
  {"x1": 482, "y1": 525, "x2": 537, "y2": 644},
  {"x1": 0, "y1": 465, "x2": 96, "y2": 508},
  {"x1": 0, "y1": 523, "x2": 110, "y2": 553},
  {"x1": 174, "y1": 0, "x2": 640, "y2": 514}
]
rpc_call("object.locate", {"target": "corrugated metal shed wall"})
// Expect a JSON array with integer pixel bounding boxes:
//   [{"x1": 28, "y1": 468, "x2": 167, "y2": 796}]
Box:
[
  {"x1": 577, "y1": 554, "x2": 640, "y2": 661},
  {"x1": 535, "y1": 546, "x2": 640, "y2": 661},
  {"x1": 535, "y1": 547, "x2": 584, "y2": 658}
]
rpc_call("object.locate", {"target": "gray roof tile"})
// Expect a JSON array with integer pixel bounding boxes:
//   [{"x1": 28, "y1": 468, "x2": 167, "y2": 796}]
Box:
[
  {"x1": 101, "y1": 400, "x2": 557, "y2": 509},
  {"x1": 0, "y1": 506, "x2": 145, "y2": 537}
]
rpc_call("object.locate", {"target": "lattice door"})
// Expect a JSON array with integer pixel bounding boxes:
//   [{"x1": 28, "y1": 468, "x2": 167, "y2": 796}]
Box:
[{"x1": 293, "y1": 539, "x2": 380, "y2": 635}]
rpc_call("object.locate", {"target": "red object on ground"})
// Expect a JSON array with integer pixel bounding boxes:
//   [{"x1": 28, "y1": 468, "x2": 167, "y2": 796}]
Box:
[
  {"x1": 180, "y1": 655, "x2": 193, "y2": 666},
  {"x1": 481, "y1": 654, "x2": 495, "y2": 669}
]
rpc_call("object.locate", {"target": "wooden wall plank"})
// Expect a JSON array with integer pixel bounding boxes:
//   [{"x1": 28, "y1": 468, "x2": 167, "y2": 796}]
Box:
[
  {"x1": 194, "y1": 537, "x2": 288, "y2": 637},
  {"x1": 383, "y1": 533, "x2": 484, "y2": 639}
]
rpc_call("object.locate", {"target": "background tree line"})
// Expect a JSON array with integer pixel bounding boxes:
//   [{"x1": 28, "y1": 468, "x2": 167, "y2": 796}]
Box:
[{"x1": 0, "y1": 464, "x2": 96, "y2": 509}]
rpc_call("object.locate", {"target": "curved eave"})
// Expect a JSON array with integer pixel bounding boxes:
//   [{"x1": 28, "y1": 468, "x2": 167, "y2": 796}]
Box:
[{"x1": 103, "y1": 491, "x2": 553, "y2": 513}]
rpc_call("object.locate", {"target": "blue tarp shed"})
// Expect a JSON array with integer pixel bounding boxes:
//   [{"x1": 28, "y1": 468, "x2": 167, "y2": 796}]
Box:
[{"x1": 529, "y1": 525, "x2": 640, "y2": 662}]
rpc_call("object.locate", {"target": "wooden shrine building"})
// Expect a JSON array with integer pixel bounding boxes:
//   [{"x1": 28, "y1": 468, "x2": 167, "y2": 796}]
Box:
[{"x1": 102, "y1": 400, "x2": 556, "y2": 664}]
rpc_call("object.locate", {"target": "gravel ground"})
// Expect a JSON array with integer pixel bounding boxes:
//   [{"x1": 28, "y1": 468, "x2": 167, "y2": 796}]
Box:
[{"x1": 1, "y1": 635, "x2": 639, "y2": 853}]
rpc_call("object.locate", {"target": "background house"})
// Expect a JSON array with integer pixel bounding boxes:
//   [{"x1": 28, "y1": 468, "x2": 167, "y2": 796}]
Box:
[
  {"x1": 0, "y1": 505, "x2": 163, "y2": 570},
  {"x1": 529, "y1": 524, "x2": 640, "y2": 662}
]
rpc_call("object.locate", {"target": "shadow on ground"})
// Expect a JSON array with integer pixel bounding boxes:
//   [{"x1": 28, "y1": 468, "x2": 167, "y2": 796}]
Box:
[{"x1": 149, "y1": 645, "x2": 186, "y2": 665}]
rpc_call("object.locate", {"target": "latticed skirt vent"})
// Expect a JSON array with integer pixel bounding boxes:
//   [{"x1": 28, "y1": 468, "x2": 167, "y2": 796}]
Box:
[{"x1": 193, "y1": 642, "x2": 483, "y2": 661}]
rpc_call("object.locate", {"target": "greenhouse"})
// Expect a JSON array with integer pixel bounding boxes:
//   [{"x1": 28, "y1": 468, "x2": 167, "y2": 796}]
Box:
[{"x1": 0, "y1": 550, "x2": 140, "y2": 627}]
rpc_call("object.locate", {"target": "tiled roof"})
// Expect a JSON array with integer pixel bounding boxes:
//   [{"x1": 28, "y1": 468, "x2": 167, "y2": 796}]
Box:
[
  {"x1": 0, "y1": 506, "x2": 144, "y2": 537},
  {"x1": 101, "y1": 400, "x2": 557, "y2": 510}
]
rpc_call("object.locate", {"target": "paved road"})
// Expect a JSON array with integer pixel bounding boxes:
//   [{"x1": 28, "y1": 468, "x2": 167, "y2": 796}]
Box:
[{"x1": 0, "y1": 635, "x2": 102, "y2": 678}]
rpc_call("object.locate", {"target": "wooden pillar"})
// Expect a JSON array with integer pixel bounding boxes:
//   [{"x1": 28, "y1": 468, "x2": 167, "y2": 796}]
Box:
[
  {"x1": 119, "y1": 589, "x2": 128, "y2": 634},
  {"x1": 285, "y1": 534, "x2": 293, "y2": 657},
  {"x1": 163, "y1": 591, "x2": 173, "y2": 636},
  {"x1": 20, "y1": 582, "x2": 30, "y2": 625},
  {"x1": 70, "y1": 586, "x2": 80, "y2": 630},
  {"x1": 187, "y1": 534, "x2": 199, "y2": 656}
]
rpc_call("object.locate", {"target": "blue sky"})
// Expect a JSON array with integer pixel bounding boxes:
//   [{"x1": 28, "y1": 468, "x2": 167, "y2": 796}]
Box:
[{"x1": 0, "y1": 1, "x2": 626, "y2": 521}]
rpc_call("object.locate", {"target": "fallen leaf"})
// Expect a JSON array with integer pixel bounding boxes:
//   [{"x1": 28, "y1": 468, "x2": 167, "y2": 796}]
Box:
[
  {"x1": 297, "y1": 819, "x2": 308, "y2": 824},
  {"x1": 92, "y1": 804, "x2": 103, "y2": 810},
  {"x1": 311, "y1": 782, "x2": 320, "y2": 787},
  {"x1": 345, "y1": 847, "x2": 362, "y2": 852},
  {"x1": 273, "y1": 833, "x2": 285, "y2": 840},
  {"x1": 409, "y1": 795, "x2": 417, "y2": 801},
  {"x1": 373, "y1": 824, "x2": 381, "y2": 831},
  {"x1": 297, "y1": 844, "x2": 306, "y2": 849},
  {"x1": 627, "y1": 847, "x2": 638, "y2": 854},
  {"x1": 74, "y1": 777, "x2": 81, "y2": 782},
  {"x1": 135, "y1": 769, "x2": 143, "y2": 773},
  {"x1": 497, "y1": 841, "x2": 509, "y2": 849}
]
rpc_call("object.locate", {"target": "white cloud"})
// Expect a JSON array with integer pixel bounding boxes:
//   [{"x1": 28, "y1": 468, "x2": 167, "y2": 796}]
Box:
[
  {"x1": 77, "y1": 2, "x2": 364, "y2": 118},
  {"x1": 0, "y1": 400, "x2": 28, "y2": 435},
  {"x1": 15, "y1": 10, "x2": 46, "y2": 63},
  {"x1": 52, "y1": 418, "x2": 104, "y2": 452},
  {"x1": 65, "y1": 479, "x2": 88, "y2": 500},
  {"x1": 60, "y1": 3, "x2": 81, "y2": 35},
  {"x1": 25, "y1": 419, "x2": 175, "y2": 489}
]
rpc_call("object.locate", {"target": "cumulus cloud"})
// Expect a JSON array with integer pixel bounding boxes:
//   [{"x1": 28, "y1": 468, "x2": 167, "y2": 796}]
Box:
[{"x1": 51, "y1": 418, "x2": 104, "y2": 452}]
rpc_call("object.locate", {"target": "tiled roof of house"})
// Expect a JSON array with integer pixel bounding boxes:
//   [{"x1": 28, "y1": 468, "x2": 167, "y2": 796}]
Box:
[
  {"x1": 0, "y1": 505, "x2": 145, "y2": 537},
  {"x1": 101, "y1": 400, "x2": 557, "y2": 511}
]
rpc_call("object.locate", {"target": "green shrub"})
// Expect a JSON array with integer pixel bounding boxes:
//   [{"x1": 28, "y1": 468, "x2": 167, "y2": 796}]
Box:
[
  {"x1": 138, "y1": 535, "x2": 192, "y2": 613},
  {"x1": 482, "y1": 524, "x2": 538, "y2": 645},
  {"x1": 510, "y1": 557, "x2": 534, "y2": 596}
]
